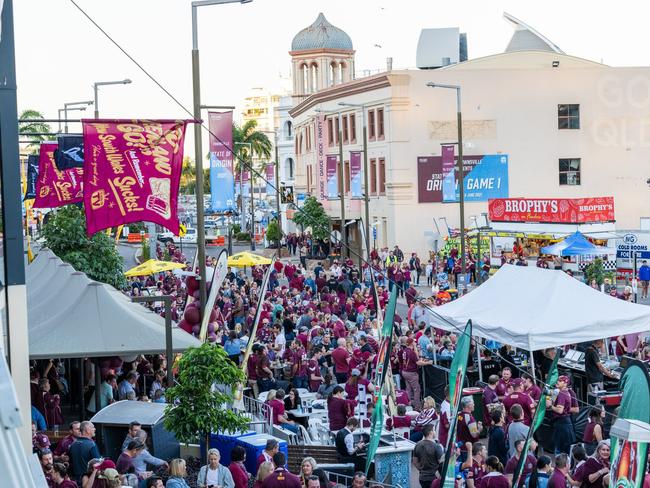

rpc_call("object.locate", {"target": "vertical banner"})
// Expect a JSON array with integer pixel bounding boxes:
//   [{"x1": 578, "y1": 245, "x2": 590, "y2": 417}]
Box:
[
  {"x1": 54, "y1": 134, "x2": 85, "y2": 170},
  {"x1": 316, "y1": 114, "x2": 326, "y2": 200},
  {"x1": 82, "y1": 119, "x2": 188, "y2": 235},
  {"x1": 350, "y1": 151, "x2": 363, "y2": 198},
  {"x1": 33, "y1": 142, "x2": 84, "y2": 209},
  {"x1": 440, "y1": 320, "x2": 473, "y2": 488},
  {"x1": 366, "y1": 285, "x2": 398, "y2": 476},
  {"x1": 198, "y1": 249, "x2": 229, "y2": 341},
  {"x1": 24, "y1": 154, "x2": 39, "y2": 200},
  {"x1": 441, "y1": 144, "x2": 456, "y2": 203},
  {"x1": 609, "y1": 359, "x2": 650, "y2": 488},
  {"x1": 265, "y1": 163, "x2": 274, "y2": 197},
  {"x1": 242, "y1": 170, "x2": 250, "y2": 195},
  {"x1": 512, "y1": 351, "x2": 560, "y2": 487},
  {"x1": 326, "y1": 154, "x2": 338, "y2": 199},
  {"x1": 208, "y1": 111, "x2": 235, "y2": 212}
]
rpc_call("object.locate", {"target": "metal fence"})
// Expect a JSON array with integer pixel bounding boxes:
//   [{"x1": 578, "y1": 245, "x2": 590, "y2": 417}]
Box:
[
  {"x1": 241, "y1": 394, "x2": 272, "y2": 434},
  {"x1": 324, "y1": 470, "x2": 402, "y2": 488}
]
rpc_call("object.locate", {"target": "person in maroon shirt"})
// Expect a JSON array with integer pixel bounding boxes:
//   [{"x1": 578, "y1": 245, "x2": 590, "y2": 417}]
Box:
[
  {"x1": 522, "y1": 374, "x2": 541, "y2": 403},
  {"x1": 457, "y1": 396, "x2": 483, "y2": 461},
  {"x1": 582, "y1": 407, "x2": 605, "y2": 455},
  {"x1": 331, "y1": 338, "x2": 351, "y2": 383},
  {"x1": 463, "y1": 442, "x2": 488, "y2": 488},
  {"x1": 573, "y1": 441, "x2": 610, "y2": 488},
  {"x1": 327, "y1": 386, "x2": 351, "y2": 431},
  {"x1": 547, "y1": 376, "x2": 575, "y2": 455},
  {"x1": 262, "y1": 452, "x2": 301, "y2": 488},
  {"x1": 344, "y1": 369, "x2": 374, "y2": 400},
  {"x1": 306, "y1": 347, "x2": 324, "y2": 392},
  {"x1": 548, "y1": 454, "x2": 571, "y2": 488},
  {"x1": 53, "y1": 421, "x2": 80, "y2": 461},
  {"x1": 229, "y1": 445, "x2": 251, "y2": 488},
  {"x1": 496, "y1": 368, "x2": 513, "y2": 400},
  {"x1": 502, "y1": 378, "x2": 536, "y2": 426},
  {"x1": 482, "y1": 375, "x2": 500, "y2": 427},
  {"x1": 256, "y1": 440, "x2": 278, "y2": 470},
  {"x1": 505, "y1": 439, "x2": 537, "y2": 487},
  {"x1": 479, "y1": 456, "x2": 510, "y2": 488},
  {"x1": 256, "y1": 346, "x2": 275, "y2": 393},
  {"x1": 51, "y1": 462, "x2": 78, "y2": 488},
  {"x1": 400, "y1": 338, "x2": 431, "y2": 411}
]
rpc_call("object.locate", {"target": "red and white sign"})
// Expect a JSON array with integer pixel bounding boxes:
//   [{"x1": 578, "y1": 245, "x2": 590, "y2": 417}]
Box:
[{"x1": 488, "y1": 197, "x2": 615, "y2": 223}]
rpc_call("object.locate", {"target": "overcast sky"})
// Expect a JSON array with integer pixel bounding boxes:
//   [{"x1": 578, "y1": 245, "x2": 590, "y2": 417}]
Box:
[{"x1": 13, "y1": 0, "x2": 650, "y2": 143}]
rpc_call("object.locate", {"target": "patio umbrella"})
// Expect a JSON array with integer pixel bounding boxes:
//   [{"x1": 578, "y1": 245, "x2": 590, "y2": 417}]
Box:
[
  {"x1": 227, "y1": 251, "x2": 272, "y2": 267},
  {"x1": 124, "y1": 259, "x2": 187, "y2": 277}
]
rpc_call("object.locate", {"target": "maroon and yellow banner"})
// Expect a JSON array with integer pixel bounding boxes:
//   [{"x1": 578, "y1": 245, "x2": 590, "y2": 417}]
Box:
[
  {"x1": 82, "y1": 119, "x2": 188, "y2": 235},
  {"x1": 33, "y1": 142, "x2": 83, "y2": 209}
]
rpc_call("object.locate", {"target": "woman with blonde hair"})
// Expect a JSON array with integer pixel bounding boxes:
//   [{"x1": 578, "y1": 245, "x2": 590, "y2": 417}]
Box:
[
  {"x1": 166, "y1": 458, "x2": 191, "y2": 488},
  {"x1": 254, "y1": 461, "x2": 274, "y2": 488},
  {"x1": 300, "y1": 457, "x2": 317, "y2": 487},
  {"x1": 411, "y1": 396, "x2": 438, "y2": 442}
]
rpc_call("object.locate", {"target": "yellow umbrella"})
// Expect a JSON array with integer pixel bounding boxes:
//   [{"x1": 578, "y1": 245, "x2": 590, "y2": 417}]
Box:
[
  {"x1": 227, "y1": 251, "x2": 272, "y2": 267},
  {"x1": 124, "y1": 259, "x2": 187, "y2": 277}
]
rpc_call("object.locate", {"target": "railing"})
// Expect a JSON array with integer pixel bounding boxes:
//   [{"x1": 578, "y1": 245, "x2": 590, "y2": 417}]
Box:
[
  {"x1": 324, "y1": 470, "x2": 402, "y2": 488},
  {"x1": 242, "y1": 394, "x2": 272, "y2": 434}
]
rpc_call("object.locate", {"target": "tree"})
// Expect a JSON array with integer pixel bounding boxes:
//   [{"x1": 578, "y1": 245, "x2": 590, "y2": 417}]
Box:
[
  {"x1": 164, "y1": 343, "x2": 249, "y2": 461},
  {"x1": 42, "y1": 205, "x2": 126, "y2": 289},
  {"x1": 179, "y1": 156, "x2": 210, "y2": 194},
  {"x1": 265, "y1": 218, "x2": 281, "y2": 247},
  {"x1": 19, "y1": 109, "x2": 53, "y2": 154},
  {"x1": 232, "y1": 119, "x2": 272, "y2": 175},
  {"x1": 292, "y1": 196, "x2": 330, "y2": 240},
  {"x1": 584, "y1": 257, "x2": 605, "y2": 285}
]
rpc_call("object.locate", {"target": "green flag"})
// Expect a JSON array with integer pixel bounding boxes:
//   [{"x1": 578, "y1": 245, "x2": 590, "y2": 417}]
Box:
[
  {"x1": 365, "y1": 388, "x2": 384, "y2": 475},
  {"x1": 511, "y1": 349, "x2": 560, "y2": 488},
  {"x1": 610, "y1": 358, "x2": 650, "y2": 488},
  {"x1": 440, "y1": 320, "x2": 473, "y2": 488}
]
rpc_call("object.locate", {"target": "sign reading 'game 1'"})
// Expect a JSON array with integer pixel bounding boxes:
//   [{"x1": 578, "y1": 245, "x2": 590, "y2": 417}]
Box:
[{"x1": 488, "y1": 197, "x2": 615, "y2": 223}]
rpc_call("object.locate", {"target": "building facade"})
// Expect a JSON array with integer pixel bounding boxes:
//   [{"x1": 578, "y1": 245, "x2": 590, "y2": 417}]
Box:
[{"x1": 290, "y1": 50, "x2": 650, "y2": 257}]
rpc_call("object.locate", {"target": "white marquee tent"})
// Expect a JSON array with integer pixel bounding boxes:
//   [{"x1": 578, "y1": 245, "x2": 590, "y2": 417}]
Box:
[
  {"x1": 427, "y1": 264, "x2": 650, "y2": 351},
  {"x1": 27, "y1": 249, "x2": 201, "y2": 359}
]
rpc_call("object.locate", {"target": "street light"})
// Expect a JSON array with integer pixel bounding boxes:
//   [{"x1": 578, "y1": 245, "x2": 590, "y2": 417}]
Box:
[
  {"x1": 58, "y1": 106, "x2": 87, "y2": 133},
  {"x1": 234, "y1": 141, "x2": 254, "y2": 250},
  {"x1": 426, "y1": 82, "x2": 466, "y2": 280},
  {"x1": 93, "y1": 79, "x2": 132, "y2": 118},
  {"x1": 191, "y1": 0, "x2": 252, "y2": 320},
  {"x1": 63, "y1": 100, "x2": 93, "y2": 133},
  {"x1": 338, "y1": 102, "x2": 371, "y2": 261},
  {"x1": 259, "y1": 130, "x2": 282, "y2": 258}
]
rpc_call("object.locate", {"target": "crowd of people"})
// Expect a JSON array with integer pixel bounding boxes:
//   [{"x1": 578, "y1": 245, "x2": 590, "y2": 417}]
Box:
[{"x1": 27, "y1": 234, "x2": 650, "y2": 488}]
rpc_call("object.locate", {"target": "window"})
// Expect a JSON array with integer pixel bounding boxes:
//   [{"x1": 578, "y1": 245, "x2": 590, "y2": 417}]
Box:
[
  {"x1": 301, "y1": 64, "x2": 309, "y2": 94},
  {"x1": 559, "y1": 158, "x2": 581, "y2": 185},
  {"x1": 379, "y1": 158, "x2": 386, "y2": 194},
  {"x1": 329, "y1": 62, "x2": 337, "y2": 87},
  {"x1": 327, "y1": 118, "x2": 334, "y2": 146},
  {"x1": 368, "y1": 110, "x2": 376, "y2": 139},
  {"x1": 344, "y1": 160, "x2": 351, "y2": 194},
  {"x1": 338, "y1": 159, "x2": 343, "y2": 196},
  {"x1": 334, "y1": 117, "x2": 340, "y2": 144},
  {"x1": 285, "y1": 121, "x2": 292, "y2": 139},
  {"x1": 377, "y1": 108, "x2": 385, "y2": 138},
  {"x1": 558, "y1": 104, "x2": 580, "y2": 129},
  {"x1": 307, "y1": 165, "x2": 312, "y2": 193},
  {"x1": 310, "y1": 63, "x2": 319, "y2": 93},
  {"x1": 370, "y1": 158, "x2": 377, "y2": 194},
  {"x1": 350, "y1": 114, "x2": 356, "y2": 142},
  {"x1": 342, "y1": 115, "x2": 349, "y2": 143},
  {"x1": 286, "y1": 158, "x2": 294, "y2": 179}
]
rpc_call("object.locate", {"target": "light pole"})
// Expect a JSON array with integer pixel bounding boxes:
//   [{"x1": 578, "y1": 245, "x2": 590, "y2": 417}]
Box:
[
  {"x1": 191, "y1": 0, "x2": 252, "y2": 320},
  {"x1": 338, "y1": 102, "x2": 370, "y2": 262},
  {"x1": 93, "y1": 79, "x2": 132, "y2": 118},
  {"x1": 426, "y1": 82, "x2": 466, "y2": 279},
  {"x1": 234, "y1": 141, "x2": 253, "y2": 249},
  {"x1": 63, "y1": 101, "x2": 93, "y2": 133},
  {"x1": 58, "y1": 106, "x2": 87, "y2": 133},
  {"x1": 260, "y1": 130, "x2": 281, "y2": 258}
]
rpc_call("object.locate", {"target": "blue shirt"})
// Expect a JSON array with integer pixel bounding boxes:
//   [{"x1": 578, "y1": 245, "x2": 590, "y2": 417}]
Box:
[
  {"x1": 640, "y1": 265, "x2": 650, "y2": 281},
  {"x1": 418, "y1": 335, "x2": 435, "y2": 360},
  {"x1": 224, "y1": 338, "x2": 242, "y2": 356},
  {"x1": 69, "y1": 437, "x2": 101, "y2": 480},
  {"x1": 31, "y1": 406, "x2": 47, "y2": 431},
  {"x1": 118, "y1": 380, "x2": 135, "y2": 400}
]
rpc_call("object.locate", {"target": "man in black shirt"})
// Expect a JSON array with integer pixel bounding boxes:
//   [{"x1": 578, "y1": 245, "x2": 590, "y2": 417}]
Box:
[
  {"x1": 585, "y1": 339, "x2": 617, "y2": 392},
  {"x1": 335, "y1": 417, "x2": 366, "y2": 472},
  {"x1": 480, "y1": 349, "x2": 501, "y2": 380},
  {"x1": 413, "y1": 424, "x2": 444, "y2": 488}
]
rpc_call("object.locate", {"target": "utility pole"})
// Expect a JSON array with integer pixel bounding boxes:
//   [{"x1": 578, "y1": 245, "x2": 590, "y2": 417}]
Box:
[{"x1": 338, "y1": 113, "x2": 347, "y2": 258}]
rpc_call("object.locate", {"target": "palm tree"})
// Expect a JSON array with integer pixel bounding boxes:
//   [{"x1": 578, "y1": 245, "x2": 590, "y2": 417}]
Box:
[
  {"x1": 179, "y1": 156, "x2": 209, "y2": 194},
  {"x1": 19, "y1": 109, "x2": 53, "y2": 154},
  {"x1": 232, "y1": 119, "x2": 272, "y2": 175}
]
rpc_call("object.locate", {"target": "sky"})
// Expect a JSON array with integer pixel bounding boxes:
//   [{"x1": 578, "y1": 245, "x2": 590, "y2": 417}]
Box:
[{"x1": 13, "y1": 0, "x2": 650, "y2": 146}]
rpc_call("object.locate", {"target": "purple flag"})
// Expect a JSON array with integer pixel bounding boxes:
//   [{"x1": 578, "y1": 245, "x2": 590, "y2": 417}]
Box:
[
  {"x1": 350, "y1": 151, "x2": 362, "y2": 198},
  {"x1": 33, "y1": 142, "x2": 84, "y2": 208},
  {"x1": 208, "y1": 111, "x2": 235, "y2": 212},
  {"x1": 266, "y1": 163, "x2": 275, "y2": 197}
]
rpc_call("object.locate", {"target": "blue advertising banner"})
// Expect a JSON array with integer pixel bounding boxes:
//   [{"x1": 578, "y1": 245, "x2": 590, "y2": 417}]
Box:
[
  {"x1": 326, "y1": 155, "x2": 338, "y2": 199},
  {"x1": 442, "y1": 154, "x2": 509, "y2": 202},
  {"x1": 208, "y1": 111, "x2": 235, "y2": 212},
  {"x1": 350, "y1": 151, "x2": 363, "y2": 198}
]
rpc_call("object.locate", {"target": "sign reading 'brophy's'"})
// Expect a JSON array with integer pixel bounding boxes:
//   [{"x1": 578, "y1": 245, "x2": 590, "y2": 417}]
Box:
[
  {"x1": 488, "y1": 197, "x2": 615, "y2": 223},
  {"x1": 417, "y1": 152, "x2": 509, "y2": 203}
]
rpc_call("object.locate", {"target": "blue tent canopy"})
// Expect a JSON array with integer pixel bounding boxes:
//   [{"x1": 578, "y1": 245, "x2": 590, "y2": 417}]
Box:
[{"x1": 540, "y1": 231, "x2": 610, "y2": 256}]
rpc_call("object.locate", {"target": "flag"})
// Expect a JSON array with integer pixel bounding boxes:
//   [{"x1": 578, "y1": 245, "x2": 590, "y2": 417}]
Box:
[
  {"x1": 365, "y1": 286, "x2": 398, "y2": 475},
  {"x1": 609, "y1": 358, "x2": 650, "y2": 488},
  {"x1": 326, "y1": 155, "x2": 338, "y2": 198},
  {"x1": 350, "y1": 151, "x2": 363, "y2": 198},
  {"x1": 24, "y1": 154, "x2": 39, "y2": 200},
  {"x1": 208, "y1": 111, "x2": 235, "y2": 212},
  {"x1": 198, "y1": 249, "x2": 229, "y2": 342},
  {"x1": 81, "y1": 119, "x2": 189, "y2": 235},
  {"x1": 33, "y1": 142, "x2": 84, "y2": 209},
  {"x1": 511, "y1": 350, "x2": 560, "y2": 488},
  {"x1": 440, "y1": 320, "x2": 473, "y2": 488},
  {"x1": 266, "y1": 163, "x2": 275, "y2": 197},
  {"x1": 54, "y1": 134, "x2": 84, "y2": 170}
]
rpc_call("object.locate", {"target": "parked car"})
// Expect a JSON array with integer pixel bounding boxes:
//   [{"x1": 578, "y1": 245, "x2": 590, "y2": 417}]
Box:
[{"x1": 157, "y1": 228, "x2": 197, "y2": 244}]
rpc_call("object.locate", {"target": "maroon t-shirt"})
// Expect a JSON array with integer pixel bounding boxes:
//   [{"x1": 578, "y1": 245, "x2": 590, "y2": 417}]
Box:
[
  {"x1": 502, "y1": 392, "x2": 535, "y2": 425},
  {"x1": 525, "y1": 384, "x2": 542, "y2": 402},
  {"x1": 553, "y1": 390, "x2": 572, "y2": 418},
  {"x1": 306, "y1": 359, "x2": 322, "y2": 392},
  {"x1": 496, "y1": 379, "x2": 512, "y2": 397},
  {"x1": 466, "y1": 458, "x2": 486, "y2": 485},
  {"x1": 344, "y1": 377, "x2": 370, "y2": 400},
  {"x1": 456, "y1": 411, "x2": 478, "y2": 447},
  {"x1": 328, "y1": 396, "x2": 349, "y2": 431},
  {"x1": 548, "y1": 469, "x2": 568, "y2": 488},
  {"x1": 332, "y1": 347, "x2": 350, "y2": 373},
  {"x1": 400, "y1": 348, "x2": 419, "y2": 372},
  {"x1": 478, "y1": 473, "x2": 511, "y2": 488},
  {"x1": 505, "y1": 454, "x2": 537, "y2": 487},
  {"x1": 268, "y1": 398, "x2": 285, "y2": 425}
]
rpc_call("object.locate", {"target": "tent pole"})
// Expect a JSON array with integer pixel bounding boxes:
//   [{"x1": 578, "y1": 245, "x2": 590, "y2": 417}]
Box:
[
  {"x1": 477, "y1": 338, "x2": 483, "y2": 383},
  {"x1": 529, "y1": 348, "x2": 536, "y2": 382},
  {"x1": 94, "y1": 357, "x2": 101, "y2": 415},
  {"x1": 79, "y1": 358, "x2": 85, "y2": 420}
]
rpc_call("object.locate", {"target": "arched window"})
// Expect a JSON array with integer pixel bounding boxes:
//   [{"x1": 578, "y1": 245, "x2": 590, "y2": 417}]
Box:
[
  {"x1": 285, "y1": 158, "x2": 295, "y2": 179},
  {"x1": 329, "y1": 61, "x2": 338, "y2": 87},
  {"x1": 301, "y1": 64, "x2": 309, "y2": 93},
  {"x1": 310, "y1": 63, "x2": 319, "y2": 93},
  {"x1": 338, "y1": 61, "x2": 346, "y2": 84},
  {"x1": 284, "y1": 121, "x2": 292, "y2": 138}
]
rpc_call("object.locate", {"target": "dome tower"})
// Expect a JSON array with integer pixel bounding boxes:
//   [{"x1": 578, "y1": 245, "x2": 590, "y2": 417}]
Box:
[{"x1": 289, "y1": 13, "x2": 355, "y2": 100}]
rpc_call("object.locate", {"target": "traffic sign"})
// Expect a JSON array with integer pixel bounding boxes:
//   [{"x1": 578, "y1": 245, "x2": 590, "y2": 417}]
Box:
[{"x1": 179, "y1": 224, "x2": 187, "y2": 237}]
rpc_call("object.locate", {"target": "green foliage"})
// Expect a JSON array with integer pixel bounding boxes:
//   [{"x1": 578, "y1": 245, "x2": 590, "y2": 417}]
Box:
[
  {"x1": 232, "y1": 120, "x2": 272, "y2": 174},
  {"x1": 292, "y1": 196, "x2": 330, "y2": 240},
  {"x1": 232, "y1": 224, "x2": 241, "y2": 235},
  {"x1": 141, "y1": 235, "x2": 150, "y2": 261},
  {"x1": 266, "y1": 219, "x2": 281, "y2": 246},
  {"x1": 19, "y1": 109, "x2": 53, "y2": 154},
  {"x1": 163, "y1": 343, "x2": 249, "y2": 446},
  {"x1": 584, "y1": 257, "x2": 605, "y2": 285},
  {"x1": 179, "y1": 156, "x2": 210, "y2": 194},
  {"x1": 235, "y1": 232, "x2": 251, "y2": 242},
  {"x1": 42, "y1": 205, "x2": 126, "y2": 289},
  {"x1": 128, "y1": 222, "x2": 146, "y2": 234}
]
